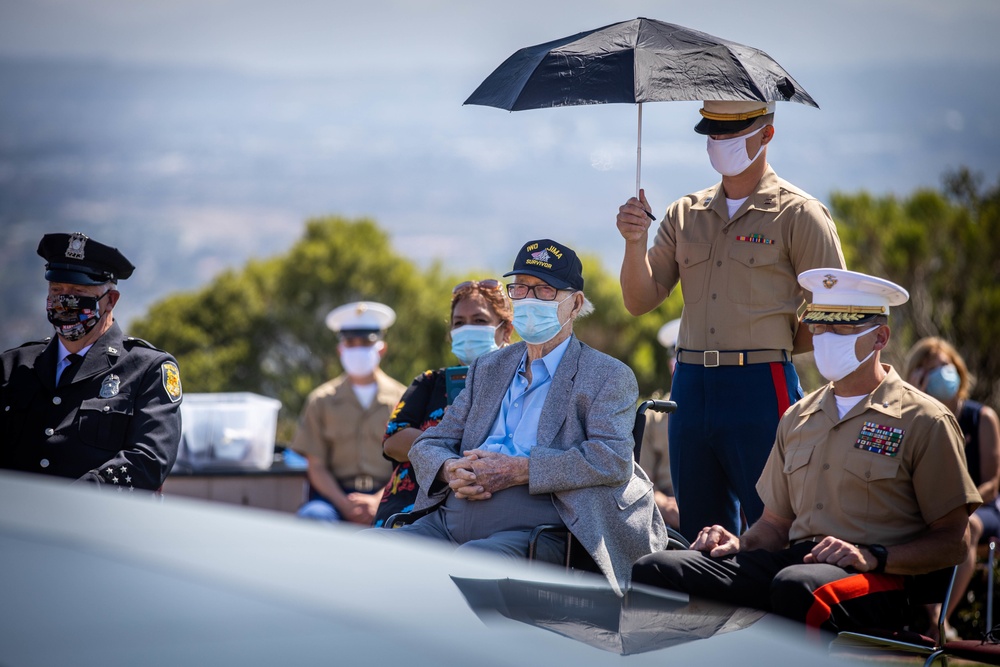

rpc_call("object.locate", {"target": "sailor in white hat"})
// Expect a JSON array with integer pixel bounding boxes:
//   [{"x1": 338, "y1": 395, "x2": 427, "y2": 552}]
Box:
[
  {"x1": 614, "y1": 97, "x2": 847, "y2": 541},
  {"x1": 290, "y1": 301, "x2": 406, "y2": 525},
  {"x1": 634, "y1": 268, "x2": 980, "y2": 635}
]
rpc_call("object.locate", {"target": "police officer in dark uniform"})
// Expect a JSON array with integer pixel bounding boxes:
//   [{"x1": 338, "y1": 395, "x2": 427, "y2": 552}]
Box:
[{"x1": 0, "y1": 232, "x2": 182, "y2": 491}]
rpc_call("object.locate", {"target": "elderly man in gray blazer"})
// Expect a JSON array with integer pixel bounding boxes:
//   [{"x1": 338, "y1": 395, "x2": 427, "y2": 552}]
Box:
[{"x1": 394, "y1": 238, "x2": 668, "y2": 595}]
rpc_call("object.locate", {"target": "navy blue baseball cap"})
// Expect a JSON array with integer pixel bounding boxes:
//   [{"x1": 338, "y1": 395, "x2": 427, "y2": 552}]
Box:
[
  {"x1": 503, "y1": 238, "x2": 584, "y2": 291},
  {"x1": 37, "y1": 232, "x2": 135, "y2": 285}
]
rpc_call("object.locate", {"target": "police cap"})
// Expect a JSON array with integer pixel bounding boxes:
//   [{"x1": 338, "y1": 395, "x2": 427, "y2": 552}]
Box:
[{"x1": 37, "y1": 232, "x2": 135, "y2": 285}]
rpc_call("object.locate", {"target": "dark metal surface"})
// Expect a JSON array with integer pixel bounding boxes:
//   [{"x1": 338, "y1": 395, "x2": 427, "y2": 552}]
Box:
[{"x1": 0, "y1": 471, "x2": 855, "y2": 666}]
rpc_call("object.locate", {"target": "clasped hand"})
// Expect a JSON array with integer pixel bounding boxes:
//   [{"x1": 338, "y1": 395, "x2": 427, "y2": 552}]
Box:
[{"x1": 441, "y1": 450, "x2": 527, "y2": 501}]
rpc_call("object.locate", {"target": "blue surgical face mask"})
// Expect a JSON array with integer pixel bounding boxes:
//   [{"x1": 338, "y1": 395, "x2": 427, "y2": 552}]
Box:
[
  {"x1": 512, "y1": 295, "x2": 572, "y2": 345},
  {"x1": 450, "y1": 325, "x2": 499, "y2": 365},
  {"x1": 924, "y1": 364, "x2": 961, "y2": 401}
]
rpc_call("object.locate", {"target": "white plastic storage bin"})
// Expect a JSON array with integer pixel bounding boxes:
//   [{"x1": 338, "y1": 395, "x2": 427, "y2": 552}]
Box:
[{"x1": 178, "y1": 392, "x2": 282, "y2": 470}]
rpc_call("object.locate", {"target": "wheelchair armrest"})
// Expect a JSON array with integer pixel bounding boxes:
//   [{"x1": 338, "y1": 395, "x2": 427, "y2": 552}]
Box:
[
  {"x1": 666, "y1": 526, "x2": 691, "y2": 549},
  {"x1": 647, "y1": 399, "x2": 677, "y2": 415},
  {"x1": 528, "y1": 523, "x2": 573, "y2": 566}
]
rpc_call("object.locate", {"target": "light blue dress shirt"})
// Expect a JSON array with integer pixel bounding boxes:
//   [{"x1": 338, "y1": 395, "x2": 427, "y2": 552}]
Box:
[{"x1": 477, "y1": 337, "x2": 572, "y2": 457}]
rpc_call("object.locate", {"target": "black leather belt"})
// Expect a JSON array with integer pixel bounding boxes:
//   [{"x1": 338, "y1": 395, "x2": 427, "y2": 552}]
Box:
[
  {"x1": 676, "y1": 349, "x2": 788, "y2": 367},
  {"x1": 339, "y1": 475, "x2": 377, "y2": 493}
]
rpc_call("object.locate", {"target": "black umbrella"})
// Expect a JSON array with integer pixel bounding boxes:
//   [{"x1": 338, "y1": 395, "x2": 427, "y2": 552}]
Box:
[
  {"x1": 465, "y1": 17, "x2": 818, "y2": 195},
  {"x1": 452, "y1": 576, "x2": 765, "y2": 656}
]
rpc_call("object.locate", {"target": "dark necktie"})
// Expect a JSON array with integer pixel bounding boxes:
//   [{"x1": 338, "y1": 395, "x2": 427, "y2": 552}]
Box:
[{"x1": 58, "y1": 353, "x2": 83, "y2": 388}]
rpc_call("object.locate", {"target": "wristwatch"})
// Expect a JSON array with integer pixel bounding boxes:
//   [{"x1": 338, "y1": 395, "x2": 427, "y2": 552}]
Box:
[{"x1": 865, "y1": 544, "x2": 888, "y2": 573}]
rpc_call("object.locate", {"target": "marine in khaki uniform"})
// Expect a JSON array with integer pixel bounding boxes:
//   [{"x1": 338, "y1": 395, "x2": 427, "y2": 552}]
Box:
[
  {"x1": 633, "y1": 269, "x2": 981, "y2": 635},
  {"x1": 617, "y1": 99, "x2": 847, "y2": 541},
  {"x1": 292, "y1": 301, "x2": 406, "y2": 525}
]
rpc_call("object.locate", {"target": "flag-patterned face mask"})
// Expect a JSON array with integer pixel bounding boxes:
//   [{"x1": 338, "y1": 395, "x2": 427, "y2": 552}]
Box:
[{"x1": 46, "y1": 291, "x2": 109, "y2": 341}]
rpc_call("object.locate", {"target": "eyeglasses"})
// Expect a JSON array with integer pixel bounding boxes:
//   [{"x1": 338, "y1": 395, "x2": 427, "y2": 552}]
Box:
[
  {"x1": 452, "y1": 279, "x2": 502, "y2": 295},
  {"x1": 808, "y1": 323, "x2": 880, "y2": 336},
  {"x1": 506, "y1": 283, "x2": 564, "y2": 301}
]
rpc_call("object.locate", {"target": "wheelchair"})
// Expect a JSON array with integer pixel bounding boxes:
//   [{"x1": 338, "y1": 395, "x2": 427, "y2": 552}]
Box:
[{"x1": 382, "y1": 398, "x2": 690, "y2": 572}]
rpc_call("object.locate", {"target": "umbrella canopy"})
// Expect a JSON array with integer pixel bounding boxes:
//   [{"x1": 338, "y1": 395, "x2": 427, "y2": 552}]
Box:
[
  {"x1": 465, "y1": 17, "x2": 818, "y2": 196},
  {"x1": 465, "y1": 17, "x2": 817, "y2": 110}
]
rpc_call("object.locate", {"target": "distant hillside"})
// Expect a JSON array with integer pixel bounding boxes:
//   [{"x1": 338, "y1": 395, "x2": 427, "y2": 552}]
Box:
[{"x1": 1, "y1": 58, "x2": 997, "y2": 352}]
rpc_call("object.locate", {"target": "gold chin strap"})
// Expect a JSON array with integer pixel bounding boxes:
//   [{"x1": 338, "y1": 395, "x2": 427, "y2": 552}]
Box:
[{"x1": 699, "y1": 107, "x2": 770, "y2": 121}]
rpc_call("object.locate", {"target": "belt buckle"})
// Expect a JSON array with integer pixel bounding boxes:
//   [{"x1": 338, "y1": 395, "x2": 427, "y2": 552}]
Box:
[
  {"x1": 355, "y1": 475, "x2": 374, "y2": 492},
  {"x1": 703, "y1": 350, "x2": 720, "y2": 368}
]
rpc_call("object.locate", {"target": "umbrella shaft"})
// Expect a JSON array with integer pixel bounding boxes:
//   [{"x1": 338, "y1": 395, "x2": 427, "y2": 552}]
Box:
[{"x1": 636, "y1": 103, "x2": 642, "y2": 198}]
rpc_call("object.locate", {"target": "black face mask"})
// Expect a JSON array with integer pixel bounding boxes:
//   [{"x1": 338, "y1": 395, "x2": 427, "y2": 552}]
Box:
[{"x1": 46, "y1": 291, "x2": 109, "y2": 341}]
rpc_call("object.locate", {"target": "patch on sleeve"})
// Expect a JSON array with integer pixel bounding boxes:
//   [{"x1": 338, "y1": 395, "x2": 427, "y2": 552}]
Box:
[
  {"x1": 161, "y1": 361, "x2": 182, "y2": 403},
  {"x1": 854, "y1": 421, "x2": 903, "y2": 457}
]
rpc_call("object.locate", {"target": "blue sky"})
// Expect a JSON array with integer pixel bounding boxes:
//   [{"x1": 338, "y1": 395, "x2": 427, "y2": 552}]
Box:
[{"x1": 1, "y1": 0, "x2": 999, "y2": 342}]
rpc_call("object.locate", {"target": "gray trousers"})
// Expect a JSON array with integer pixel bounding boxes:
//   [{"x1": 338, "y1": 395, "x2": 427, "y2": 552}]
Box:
[{"x1": 390, "y1": 485, "x2": 567, "y2": 564}]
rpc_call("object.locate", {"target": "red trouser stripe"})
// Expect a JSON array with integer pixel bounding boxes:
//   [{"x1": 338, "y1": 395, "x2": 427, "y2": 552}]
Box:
[
  {"x1": 769, "y1": 362, "x2": 792, "y2": 418},
  {"x1": 804, "y1": 573, "x2": 904, "y2": 630}
]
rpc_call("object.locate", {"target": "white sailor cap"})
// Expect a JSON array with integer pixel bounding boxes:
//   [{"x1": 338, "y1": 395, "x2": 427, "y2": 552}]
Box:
[
  {"x1": 325, "y1": 301, "x2": 396, "y2": 340},
  {"x1": 798, "y1": 269, "x2": 909, "y2": 325},
  {"x1": 657, "y1": 318, "x2": 682, "y2": 351}
]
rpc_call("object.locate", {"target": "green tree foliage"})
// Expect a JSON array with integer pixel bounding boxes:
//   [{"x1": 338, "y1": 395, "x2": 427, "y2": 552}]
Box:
[
  {"x1": 131, "y1": 216, "x2": 685, "y2": 442},
  {"x1": 830, "y1": 168, "x2": 1000, "y2": 406},
  {"x1": 573, "y1": 253, "x2": 683, "y2": 396},
  {"x1": 132, "y1": 217, "x2": 455, "y2": 440}
]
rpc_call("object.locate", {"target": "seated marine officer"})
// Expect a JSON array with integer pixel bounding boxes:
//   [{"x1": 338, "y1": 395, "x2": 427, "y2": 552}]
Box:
[{"x1": 632, "y1": 268, "x2": 981, "y2": 634}]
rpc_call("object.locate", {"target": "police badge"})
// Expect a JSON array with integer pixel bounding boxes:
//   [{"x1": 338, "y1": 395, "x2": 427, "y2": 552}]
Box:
[
  {"x1": 100, "y1": 374, "x2": 121, "y2": 398},
  {"x1": 65, "y1": 232, "x2": 88, "y2": 260}
]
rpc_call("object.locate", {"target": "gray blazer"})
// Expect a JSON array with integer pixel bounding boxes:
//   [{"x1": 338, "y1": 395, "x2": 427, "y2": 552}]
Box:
[{"x1": 410, "y1": 335, "x2": 668, "y2": 594}]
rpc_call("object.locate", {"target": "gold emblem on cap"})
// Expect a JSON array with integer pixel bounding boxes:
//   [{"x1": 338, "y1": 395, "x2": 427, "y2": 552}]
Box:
[
  {"x1": 66, "y1": 232, "x2": 88, "y2": 260},
  {"x1": 822, "y1": 274, "x2": 838, "y2": 289},
  {"x1": 804, "y1": 304, "x2": 887, "y2": 322},
  {"x1": 355, "y1": 303, "x2": 368, "y2": 314}
]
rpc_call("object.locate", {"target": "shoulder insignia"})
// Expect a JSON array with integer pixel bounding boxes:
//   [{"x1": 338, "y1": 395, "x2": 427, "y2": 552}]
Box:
[
  {"x1": 13, "y1": 338, "x2": 51, "y2": 350},
  {"x1": 161, "y1": 361, "x2": 183, "y2": 403},
  {"x1": 124, "y1": 336, "x2": 161, "y2": 350}
]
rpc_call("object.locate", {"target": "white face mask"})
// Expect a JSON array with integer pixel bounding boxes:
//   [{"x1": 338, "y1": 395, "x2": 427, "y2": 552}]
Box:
[
  {"x1": 812, "y1": 327, "x2": 878, "y2": 383},
  {"x1": 706, "y1": 125, "x2": 766, "y2": 176},
  {"x1": 512, "y1": 295, "x2": 572, "y2": 345},
  {"x1": 339, "y1": 341, "x2": 383, "y2": 378}
]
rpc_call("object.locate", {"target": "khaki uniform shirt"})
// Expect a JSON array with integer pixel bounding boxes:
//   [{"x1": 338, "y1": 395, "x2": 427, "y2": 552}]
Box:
[
  {"x1": 638, "y1": 407, "x2": 673, "y2": 495},
  {"x1": 647, "y1": 166, "x2": 846, "y2": 352},
  {"x1": 292, "y1": 369, "x2": 406, "y2": 487},
  {"x1": 757, "y1": 365, "x2": 981, "y2": 546}
]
